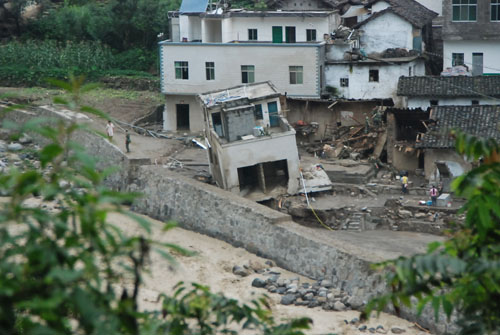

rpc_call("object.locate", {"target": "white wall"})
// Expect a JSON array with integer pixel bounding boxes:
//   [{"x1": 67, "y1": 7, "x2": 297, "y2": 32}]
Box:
[
  {"x1": 216, "y1": 132, "x2": 300, "y2": 194},
  {"x1": 371, "y1": 1, "x2": 390, "y2": 12},
  {"x1": 179, "y1": 16, "x2": 202, "y2": 41},
  {"x1": 359, "y1": 12, "x2": 414, "y2": 54},
  {"x1": 163, "y1": 94, "x2": 204, "y2": 132},
  {"x1": 443, "y1": 40, "x2": 500, "y2": 74},
  {"x1": 416, "y1": 0, "x2": 442, "y2": 16},
  {"x1": 160, "y1": 43, "x2": 321, "y2": 97},
  {"x1": 325, "y1": 60, "x2": 425, "y2": 100},
  {"x1": 219, "y1": 14, "x2": 337, "y2": 42},
  {"x1": 407, "y1": 97, "x2": 499, "y2": 109}
]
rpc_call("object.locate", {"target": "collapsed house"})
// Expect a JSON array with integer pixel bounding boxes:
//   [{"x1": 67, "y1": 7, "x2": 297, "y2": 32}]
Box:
[
  {"x1": 199, "y1": 82, "x2": 300, "y2": 201},
  {"x1": 417, "y1": 105, "x2": 500, "y2": 181}
]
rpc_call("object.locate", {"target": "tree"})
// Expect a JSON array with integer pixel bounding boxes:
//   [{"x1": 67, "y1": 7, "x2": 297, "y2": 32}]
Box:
[
  {"x1": 363, "y1": 132, "x2": 500, "y2": 335},
  {"x1": 0, "y1": 77, "x2": 311, "y2": 334},
  {"x1": 1, "y1": 0, "x2": 41, "y2": 35}
]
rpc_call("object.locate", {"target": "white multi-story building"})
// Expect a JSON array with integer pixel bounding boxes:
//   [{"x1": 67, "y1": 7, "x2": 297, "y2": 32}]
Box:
[
  {"x1": 160, "y1": 0, "x2": 339, "y2": 132},
  {"x1": 441, "y1": 0, "x2": 500, "y2": 75},
  {"x1": 323, "y1": 0, "x2": 437, "y2": 101}
]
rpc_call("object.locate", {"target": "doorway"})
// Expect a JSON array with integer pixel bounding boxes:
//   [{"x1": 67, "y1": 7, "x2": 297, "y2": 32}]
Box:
[
  {"x1": 268, "y1": 101, "x2": 279, "y2": 127},
  {"x1": 285, "y1": 26, "x2": 296, "y2": 43},
  {"x1": 472, "y1": 53, "x2": 483, "y2": 76},
  {"x1": 272, "y1": 26, "x2": 283, "y2": 43},
  {"x1": 176, "y1": 104, "x2": 190, "y2": 130}
]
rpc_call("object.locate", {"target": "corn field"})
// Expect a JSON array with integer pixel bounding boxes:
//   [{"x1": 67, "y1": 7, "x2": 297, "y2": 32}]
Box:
[{"x1": 0, "y1": 40, "x2": 115, "y2": 70}]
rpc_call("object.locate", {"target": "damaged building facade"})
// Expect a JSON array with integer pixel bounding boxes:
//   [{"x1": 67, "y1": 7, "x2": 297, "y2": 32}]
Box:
[{"x1": 199, "y1": 82, "x2": 300, "y2": 200}]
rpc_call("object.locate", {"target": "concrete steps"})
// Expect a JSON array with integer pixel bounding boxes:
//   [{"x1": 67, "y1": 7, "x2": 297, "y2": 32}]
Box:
[{"x1": 343, "y1": 212, "x2": 364, "y2": 231}]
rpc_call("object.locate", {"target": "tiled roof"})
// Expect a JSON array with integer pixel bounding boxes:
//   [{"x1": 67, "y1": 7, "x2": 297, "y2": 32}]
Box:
[
  {"x1": 398, "y1": 76, "x2": 500, "y2": 98},
  {"x1": 356, "y1": 0, "x2": 437, "y2": 28},
  {"x1": 417, "y1": 105, "x2": 500, "y2": 149}
]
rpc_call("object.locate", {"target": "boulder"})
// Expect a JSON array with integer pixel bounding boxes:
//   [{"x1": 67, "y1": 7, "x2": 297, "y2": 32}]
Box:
[
  {"x1": 391, "y1": 327, "x2": 406, "y2": 334},
  {"x1": 251, "y1": 278, "x2": 266, "y2": 288},
  {"x1": 280, "y1": 294, "x2": 297, "y2": 305},
  {"x1": 333, "y1": 301, "x2": 347, "y2": 311},
  {"x1": 8, "y1": 143, "x2": 23, "y2": 151},
  {"x1": 232, "y1": 265, "x2": 250, "y2": 277}
]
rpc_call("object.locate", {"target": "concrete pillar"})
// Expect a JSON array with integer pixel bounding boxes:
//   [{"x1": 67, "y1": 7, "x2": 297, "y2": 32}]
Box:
[
  {"x1": 257, "y1": 163, "x2": 267, "y2": 194},
  {"x1": 386, "y1": 112, "x2": 396, "y2": 165}
]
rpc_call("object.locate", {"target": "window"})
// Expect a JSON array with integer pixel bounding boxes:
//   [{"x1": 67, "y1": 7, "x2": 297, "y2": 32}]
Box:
[
  {"x1": 369, "y1": 69, "x2": 379, "y2": 82},
  {"x1": 452, "y1": 0, "x2": 477, "y2": 21},
  {"x1": 452, "y1": 53, "x2": 464, "y2": 66},
  {"x1": 340, "y1": 78, "x2": 349, "y2": 87},
  {"x1": 409, "y1": 66, "x2": 412, "y2": 76},
  {"x1": 306, "y1": 29, "x2": 316, "y2": 41},
  {"x1": 289, "y1": 66, "x2": 303, "y2": 84},
  {"x1": 248, "y1": 29, "x2": 258, "y2": 40},
  {"x1": 472, "y1": 100, "x2": 479, "y2": 105},
  {"x1": 206, "y1": 62, "x2": 215, "y2": 80},
  {"x1": 430, "y1": 100, "x2": 439, "y2": 106},
  {"x1": 285, "y1": 26, "x2": 296, "y2": 43},
  {"x1": 493, "y1": 0, "x2": 500, "y2": 20},
  {"x1": 241, "y1": 65, "x2": 255, "y2": 83},
  {"x1": 254, "y1": 104, "x2": 263, "y2": 120},
  {"x1": 175, "y1": 61, "x2": 189, "y2": 79}
]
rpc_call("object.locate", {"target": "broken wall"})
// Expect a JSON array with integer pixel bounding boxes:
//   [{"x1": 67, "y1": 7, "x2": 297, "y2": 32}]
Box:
[
  {"x1": 225, "y1": 108, "x2": 255, "y2": 142},
  {"x1": 424, "y1": 149, "x2": 472, "y2": 180},
  {"x1": 164, "y1": 94, "x2": 204, "y2": 132}
]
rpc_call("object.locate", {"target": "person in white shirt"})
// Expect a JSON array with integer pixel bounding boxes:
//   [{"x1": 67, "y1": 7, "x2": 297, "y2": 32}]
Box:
[{"x1": 105, "y1": 120, "x2": 114, "y2": 141}]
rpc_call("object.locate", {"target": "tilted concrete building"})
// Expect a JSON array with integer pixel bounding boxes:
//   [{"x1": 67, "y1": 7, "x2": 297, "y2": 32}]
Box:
[{"x1": 198, "y1": 82, "x2": 300, "y2": 201}]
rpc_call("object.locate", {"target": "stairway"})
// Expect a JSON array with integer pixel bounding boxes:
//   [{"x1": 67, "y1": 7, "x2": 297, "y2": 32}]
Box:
[{"x1": 343, "y1": 212, "x2": 364, "y2": 231}]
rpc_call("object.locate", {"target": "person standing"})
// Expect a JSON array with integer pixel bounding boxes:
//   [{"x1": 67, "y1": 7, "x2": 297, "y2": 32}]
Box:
[
  {"x1": 430, "y1": 185, "x2": 438, "y2": 206},
  {"x1": 401, "y1": 174, "x2": 408, "y2": 194},
  {"x1": 105, "y1": 120, "x2": 114, "y2": 141},
  {"x1": 125, "y1": 130, "x2": 131, "y2": 153}
]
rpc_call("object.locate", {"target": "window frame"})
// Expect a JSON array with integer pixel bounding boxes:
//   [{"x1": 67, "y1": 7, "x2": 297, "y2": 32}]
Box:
[
  {"x1": 241, "y1": 65, "x2": 255, "y2": 84},
  {"x1": 289, "y1": 66, "x2": 303, "y2": 84},
  {"x1": 205, "y1": 62, "x2": 215, "y2": 81},
  {"x1": 254, "y1": 104, "x2": 263, "y2": 120},
  {"x1": 248, "y1": 28, "x2": 258, "y2": 41},
  {"x1": 452, "y1": 0, "x2": 477, "y2": 22},
  {"x1": 306, "y1": 29, "x2": 317, "y2": 41},
  {"x1": 368, "y1": 69, "x2": 379, "y2": 82},
  {"x1": 174, "y1": 61, "x2": 189, "y2": 80},
  {"x1": 452, "y1": 52, "x2": 465, "y2": 66},
  {"x1": 340, "y1": 78, "x2": 349, "y2": 87},
  {"x1": 492, "y1": 0, "x2": 500, "y2": 21}
]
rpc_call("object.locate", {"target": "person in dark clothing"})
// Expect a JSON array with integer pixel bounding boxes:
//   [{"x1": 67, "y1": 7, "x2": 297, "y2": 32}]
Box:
[{"x1": 125, "y1": 130, "x2": 131, "y2": 153}]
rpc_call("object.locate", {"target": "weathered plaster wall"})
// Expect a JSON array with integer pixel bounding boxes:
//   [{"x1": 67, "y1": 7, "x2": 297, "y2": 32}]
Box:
[
  {"x1": 424, "y1": 148, "x2": 471, "y2": 179},
  {"x1": 163, "y1": 94, "x2": 204, "y2": 132},
  {"x1": 406, "y1": 96, "x2": 498, "y2": 109},
  {"x1": 392, "y1": 149, "x2": 419, "y2": 172},
  {"x1": 442, "y1": 40, "x2": 500, "y2": 74}
]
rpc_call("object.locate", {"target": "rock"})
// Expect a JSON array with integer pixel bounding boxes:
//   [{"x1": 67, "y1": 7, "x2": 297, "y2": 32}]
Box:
[
  {"x1": 391, "y1": 327, "x2": 406, "y2": 334},
  {"x1": 302, "y1": 282, "x2": 310, "y2": 288},
  {"x1": 267, "y1": 285, "x2": 277, "y2": 293},
  {"x1": 350, "y1": 317, "x2": 359, "y2": 324},
  {"x1": 18, "y1": 134, "x2": 32, "y2": 144},
  {"x1": 8, "y1": 143, "x2": 23, "y2": 151},
  {"x1": 347, "y1": 296, "x2": 364, "y2": 309},
  {"x1": 0, "y1": 140, "x2": 6, "y2": 152},
  {"x1": 321, "y1": 279, "x2": 334, "y2": 288},
  {"x1": 276, "y1": 278, "x2": 286, "y2": 287},
  {"x1": 251, "y1": 278, "x2": 266, "y2": 288},
  {"x1": 359, "y1": 325, "x2": 367, "y2": 331},
  {"x1": 276, "y1": 287, "x2": 287, "y2": 294},
  {"x1": 327, "y1": 293, "x2": 335, "y2": 301},
  {"x1": 286, "y1": 282, "x2": 298, "y2": 290},
  {"x1": 415, "y1": 212, "x2": 427, "y2": 219},
  {"x1": 265, "y1": 260, "x2": 275, "y2": 267},
  {"x1": 318, "y1": 290, "x2": 327, "y2": 298},
  {"x1": 398, "y1": 209, "x2": 413, "y2": 218},
  {"x1": 248, "y1": 260, "x2": 266, "y2": 272},
  {"x1": 286, "y1": 287, "x2": 298, "y2": 294},
  {"x1": 369, "y1": 328, "x2": 376, "y2": 333},
  {"x1": 232, "y1": 265, "x2": 250, "y2": 277},
  {"x1": 280, "y1": 294, "x2": 296, "y2": 305},
  {"x1": 333, "y1": 301, "x2": 346, "y2": 311},
  {"x1": 303, "y1": 292, "x2": 314, "y2": 301},
  {"x1": 317, "y1": 296, "x2": 327, "y2": 303},
  {"x1": 267, "y1": 275, "x2": 280, "y2": 283},
  {"x1": 289, "y1": 276, "x2": 300, "y2": 282},
  {"x1": 308, "y1": 299, "x2": 321, "y2": 308}
]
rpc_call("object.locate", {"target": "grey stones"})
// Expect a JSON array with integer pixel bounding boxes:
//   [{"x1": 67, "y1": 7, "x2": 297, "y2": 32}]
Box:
[
  {"x1": 333, "y1": 301, "x2": 346, "y2": 311},
  {"x1": 251, "y1": 278, "x2": 266, "y2": 288},
  {"x1": 8, "y1": 143, "x2": 23, "y2": 151},
  {"x1": 390, "y1": 327, "x2": 406, "y2": 334},
  {"x1": 347, "y1": 295, "x2": 364, "y2": 310},
  {"x1": 232, "y1": 265, "x2": 250, "y2": 277},
  {"x1": 18, "y1": 134, "x2": 32, "y2": 144},
  {"x1": 280, "y1": 294, "x2": 296, "y2": 305},
  {"x1": 359, "y1": 325, "x2": 368, "y2": 331},
  {"x1": 320, "y1": 279, "x2": 334, "y2": 288}
]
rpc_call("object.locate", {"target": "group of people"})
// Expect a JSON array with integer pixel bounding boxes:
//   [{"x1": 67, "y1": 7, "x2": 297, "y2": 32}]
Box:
[
  {"x1": 401, "y1": 173, "x2": 442, "y2": 206},
  {"x1": 105, "y1": 120, "x2": 132, "y2": 153}
]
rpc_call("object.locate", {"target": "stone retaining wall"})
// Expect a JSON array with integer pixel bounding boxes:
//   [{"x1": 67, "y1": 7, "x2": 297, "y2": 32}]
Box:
[{"x1": 128, "y1": 166, "x2": 450, "y2": 334}]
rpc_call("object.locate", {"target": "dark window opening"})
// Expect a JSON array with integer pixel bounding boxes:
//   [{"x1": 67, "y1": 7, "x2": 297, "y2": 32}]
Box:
[
  {"x1": 206, "y1": 62, "x2": 215, "y2": 80},
  {"x1": 248, "y1": 29, "x2": 258, "y2": 40},
  {"x1": 472, "y1": 100, "x2": 479, "y2": 105},
  {"x1": 175, "y1": 61, "x2": 189, "y2": 80},
  {"x1": 237, "y1": 160, "x2": 289, "y2": 194},
  {"x1": 241, "y1": 65, "x2": 255, "y2": 83},
  {"x1": 285, "y1": 26, "x2": 296, "y2": 43},
  {"x1": 212, "y1": 112, "x2": 223, "y2": 137},
  {"x1": 343, "y1": 16, "x2": 358, "y2": 27},
  {"x1": 452, "y1": 53, "x2": 464, "y2": 66},
  {"x1": 263, "y1": 160, "x2": 289, "y2": 189},
  {"x1": 254, "y1": 104, "x2": 263, "y2": 120},
  {"x1": 430, "y1": 100, "x2": 439, "y2": 106},
  {"x1": 369, "y1": 69, "x2": 379, "y2": 82},
  {"x1": 340, "y1": 78, "x2": 349, "y2": 87},
  {"x1": 306, "y1": 29, "x2": 316, "y2": 41},
  {"x1": 492, "y1": 0, "x2": 500, "y2": 21},
  {"x1": 176, "y1": 104, "x2": 190, "y2": 130},
  {"x1": 418, "y1": 150, "x2": 425, "y2": 169},
  {"x1": 394, "y1": 110, "x2": 429, "y2": 142},
  {"x1": 452, "y1": 0, "x2": 477, "y2": 21}
]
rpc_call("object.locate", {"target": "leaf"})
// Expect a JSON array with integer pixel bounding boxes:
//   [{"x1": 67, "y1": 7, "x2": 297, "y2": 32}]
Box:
[
  {"x1": 431, "y1": 296, "x2": 441, "y2": 321},
  {"x1": 39, "y1": 143, "x2": 63, "y2": 166}
]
